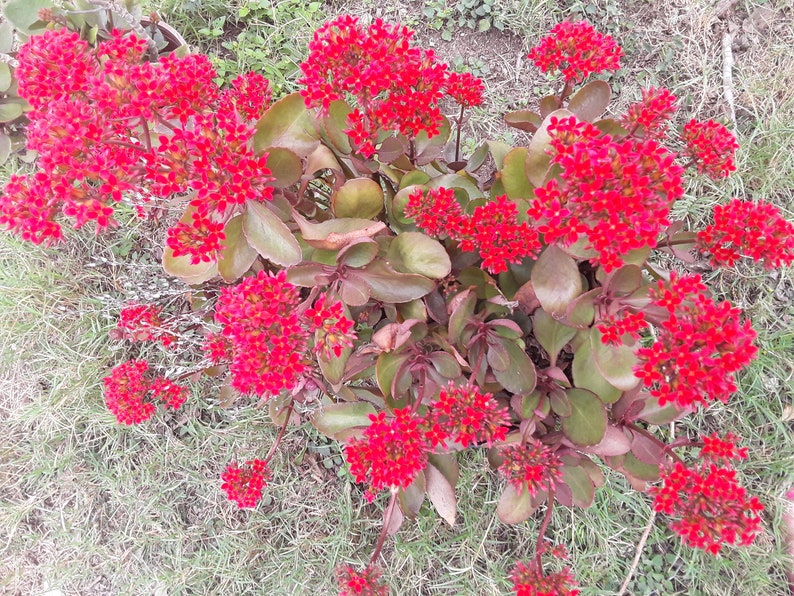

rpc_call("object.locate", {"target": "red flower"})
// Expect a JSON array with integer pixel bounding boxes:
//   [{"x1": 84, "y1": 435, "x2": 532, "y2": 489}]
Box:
[
  {"x1": 0, "y1": 173, "x2": 63, "y2": 245},
  {"x1": 445, "y1": 71, "x2": 485, "y2": 108},
  {"x1": 424, "y1": 382, "x2": 511, "y2": 448},
  {"x1": 528, "y1": 21, "x2": 622, "y2": 83},
  {"x1": 682, "y1": 119, "x2": 739, "y2": 179},
  {"x1": 697, "y1": 199, "x2": 794, "y2": 269},
  {"x1": 303, "y1": 295, "x2": 357, "y2": 359},
  {"x1": 221, "y1": 459, "x2": 270, "y2": 508},
  {"x1": 117, "y1": 303, "x2": 175, "y2": 347},
  {"x1": 620, "y1": 86, "x2": 677, "y2": 139},
  {"x1": 498, "y1": 441, "x2": 563, "y2": 497},
  {"x1": 345, "y1": 408, "x2": 429, "y2": 502},
  {"x1": 213, "y1": 271, "x2": 311, "y2": 398},
  {"x1": 404, "y1": 187, "x2": 466, "y2": 238},
  {"x1": 650, "y1": 437, "x2": 764, "y2": 554},
  {"x1": 103, "y1": 360, "x2": 189, "y2": 424},
  {"x1": 166, "y1": 214, "x2": 226, "y2": 264},
  {"x1": 634, "y1": 273, "x2": 757, "y2": 410},
  {"x1": 510, "y1": 560, "x2": 579, "y2": 596},
  {"x1": 150, "y1": 378, "x2": 189, "y2": 410},
  {"x1": 221, "y1": 72, "x2": 273, "y2": 122},
  {"x1": 336, "y1": 564, "x2": 390, "y2": 596},
  {"x1": 597, "y1": 311, "x2": 646, "y2": 346}
]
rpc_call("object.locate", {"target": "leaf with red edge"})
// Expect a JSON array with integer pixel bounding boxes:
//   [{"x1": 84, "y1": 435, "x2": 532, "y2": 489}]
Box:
[
  {"x1": 398, "y1": 470, "x2": 426, "y2": 519},
  {"x1": 331, "y1": 177, "x2": 384, "y2": 219},
  {"x1": 311, "y1": 402, "x2": 376, "y2": 439},
  {"x1": 504, "y1": 110, "x2": 542, "y2": 133},
  {"x1": 561, "y1": 464, "x2": 595, "y2": 508},
  {"x1": 428, "y1": 453, "x2": 460, "y2": 488},
  {"x1": 497, "y1": 484, "x2": 541, "y2": 525},
  {"x1": 561, "y1": 388, "x2": 607, "y2": 447},
  {"x1": 571, "y1": 337, "x2": 622, "y2": 403},
  {"x1": 425, "y1": 463, "x2": 457, "y2": 526},
  {"x1": 266, "y1": 147, "x2": 303, "y2": 188},
  {"x1": 217, "y1": 215, "x2": 257, "y2": 282},
  {"x1": 254, "y1": 92, "x2": 319, "y2": 157},
  {"x1": 526, "y1": 109, "x2": 573, "y2": 186},
  {"x1": 531, "y1": 245, "x2": 582, "y2": 316},
  {"x1": 534, "y1": 309, "x2": 577, "y2": 367},
  {"x1": 500, "y1": 148, "x2": 534, "y2": 199},
  {"x1": 567, "y1": 80, "x2": 611, "y2": 122},
  {"x1": 585, "y1": 425, "x2": 632, "y2": 457},
  {"x1": 242, "y1": 201, "x2": 302, "y2": 266},
  {"x1": 492, "y1": 340, "x2": 537, "y2": 394},
  {"x1": 630, "y1": 428, "x2": 666, "y2": 465},
  {"x1": 590, "y1": 327, "x2": 640, "y2": 391}
]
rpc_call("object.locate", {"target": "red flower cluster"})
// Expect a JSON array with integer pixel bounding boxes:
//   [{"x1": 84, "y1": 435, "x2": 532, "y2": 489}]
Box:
[
  {"x1": 298, "y1": 16, "x2": 485, "y2": 157},
  {"x1": 103, "y1": 359, "x2": 189, "y2": 424},
  {"x1": 304, "y1": 295, "x2": 358, "y2": 359},
  {"x1": 510, "y1": 560, "x2": 579, "y2": 596},
  {"x1": 406, "y1": 189, "x2": 540, "y2": 274},
  {"x1": 424, "y1": 382, "x2": 511, "y2": 448},
  {"x1": 527, "y1": 20, "x2": 622, "y2": 83},
  {"x1": 336, "y1": 564, "x2": 390, "y2": 596},
  {"x1": 620, "y1": 86, "x2": 677, "y2": 139},
  {"x1": 117, "y1": 303, "x2": 175, "y2": 347},
  {"x1": 650, "y1": 434, "x2": 763, "y2": 554},
  {"x1": 345, "y1": 408, "x2": 429, "y2": 502},
  {"x1": 498, "y1": 441, "x2": 563, "y2": 497},
  {"x1": 210, "y1": 272, "x2": 355, "y2": 397},
  {"x1": 529, "y1": 116, "x2": 684, "y2": 271},
  {"x1": 596, "y1": 310, "x2": 646, "y2": 346},
  {"x1": 221, "y1": 459, "x2": 271, "y2": 508},
  {"x1": 682, "y1": 119, "x2": 739, "y2": 179},
  {"x1": 697, "y1": 198, "x2": 794, "y2": 269},
  {"x1": 2, "y1": 28, "x2": 275, "y2": 264},
  {"x1": 634, "y1": 273, "x2": 757, "y2": 410},
  {"x1": 445, "y1": 71, "x2": 485, "y2": 108}
]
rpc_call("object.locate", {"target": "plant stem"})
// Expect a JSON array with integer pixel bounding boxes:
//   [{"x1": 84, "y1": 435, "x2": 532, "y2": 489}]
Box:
[
  {"x1": 556, "y1": 79, "x2": 574, "y2": 108},
  {"x1": 454, "y1": 104, "x2": 465, "y2": 163},
  {"x1": 263, "y1": 400, "x2": 295, "y2": 466},
  {"x1": 626, "y1": 423, "x2": 684, "y2": 465},
  {"x1": 369, "y1": 489, "x2": 399, "y2": 565},
  {"x1": 534, "y1": 487, "x2": 555, "y2": 567}
]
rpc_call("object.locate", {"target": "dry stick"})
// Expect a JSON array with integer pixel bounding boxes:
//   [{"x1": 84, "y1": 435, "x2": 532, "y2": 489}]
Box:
[
  {"x1": 721, "y1": 29, "x2": 737, "y2": 129},
  {"x1": 616, "y1": 510, "x2": 658, "y2": 596},
  {"x1": 0, "y1": 53, "x2": 19, "y2": 68}
]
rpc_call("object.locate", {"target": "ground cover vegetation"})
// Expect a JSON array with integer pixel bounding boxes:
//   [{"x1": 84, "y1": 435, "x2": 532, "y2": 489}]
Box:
[{"x1": 1, "y1": 0, "x2": 793, "y2": 594}]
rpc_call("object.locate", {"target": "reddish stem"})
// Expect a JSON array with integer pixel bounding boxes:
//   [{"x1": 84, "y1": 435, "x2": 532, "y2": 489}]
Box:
[
  {"x1": 262, "y1": 400, "x2": 295, "y2": 466},
  {"x1": 369, "y1": 489, "x2": 399, "y2": 565},
  {"x1": 534, "y1": 487, "x2": 555, "y2": 567},
  {"x1": 454, "y1": 104, "x2": 465, "y2": 163},
  {"x1": 627, "y1": 422, "x2": 684, "y2": 465}
]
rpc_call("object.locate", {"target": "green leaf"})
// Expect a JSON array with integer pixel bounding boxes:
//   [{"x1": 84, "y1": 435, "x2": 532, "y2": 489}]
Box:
[
  {"x1": 414, "y1": 115, "x2": 451, "y2": 164},
  {"x1": 253, "y1": 92, "x2": 319, "y2": 157},
  {"x1": 571, "y1": 338, "x2": 622, "y2": 403},
  {"x1": 398, "y1": 470, "x2": 426, "y2": 519},
  {"x1": 338, "y1": 238, "x2": 379, "y2": 268},
  {"x1": 567, "y1": 288, "x2": 600, "y2": 327},
  {"x1": 590, "y1": 327, "x2": 640, "y2": 391},
  {"x1": 561, "y1": 388, "x2": 607, "y2": 447},
  {"x1": 534, "y1": 310, "x2": 576, "y2": 367},
  {"x1": 331, "y1": 177, "x2": 384, "y2": 219},
  {"x1": 637, "y1": 395, "x2": 687, "y2": 425},
  {"x1": 376, "y1": 352, "x2": 411, "y2": 399},
  {"x1": 486, "y1": 140, "x2": 512, "y2": 169},
  {"x1": 586, "y1": 425, "x2": 632, "y2": 457},
  {"x1": 531, "y1": 245, "x2": 582, "y2": 316},
  {"x1": 567, "y1": 80, "x2": 611, "y2": 122},
  {"x1": 606, "y1": 264, "x2": 643, "y2": 297},
  {"x1": 2, "y1": 0, "x2": 53, "y2": 34},
  {"x1": 305, "y1": 144, "x2": 342, "y2": 176},
  {"x1": 526, "y1": 109, "x2": 572, "y2": 187},
  {"x1": 265, "y1": 147, "x2": 303, "y2": 188},
  {"x1": 428, "y1": 453, "x2": 460, "y2": 487},
  {"x1": 357, "y1": 259, "x2": 435, "y2": 303},
  {"x1": 399, "y1": 170, "x2": 431, "y2": 190},
  {"x1": 465, "y1": 142, "x2": 489, "y2": 173},
  {"x1": 492, "y1": 340, "x2": 537, "y2": 394},
  {"x1": 242, "y1": 201, "x2": 302, "y2": 266},
  {"x1": 0, "y1": 103, "x2": 23, "y2": 123},
  {"x1": 0, "y1": 64, "x2": 11, "y2": 94},
  {"x1": 504, "y1": 110, "x2": 542, "y2": 133},
  {"x1": 561, "y1": 464, "x2": 595, "y2": 507},
  {"x1": 0, "y1": 134, "x2": 11, "y2": 165},
  {"x1": 310, "y1": 402, "x2": 376, "y2": 439},
  {"x1": 425, "y1": 464, "x2": 457, "y2": 526},
  {"x1": 386, "y1": 232, "x2": 451, "y2": 279},
  {"x1": 293, "y1": 211, "x2": 386, "y2": 250},
  {"x1": 448, "y1": 289, "x2": 476, "y2": 346},
  {"x1": 162, "y1": 247, "x2": 218, "y2": 284},
  {"x1": 217, "y1": 216, "x2": 257, "y2": 282},
  {"x1": 0, "y1": 21, "x2": 13, "y2": 53},
  {"x1": 496, "y1": 483, "x2": 540, "y2": 524},
  {"x1": 501, "y1": 148, "x2": 533, "y2": 200},
  {"x1": 321, "y1": 100, "x2": 353, "y2": 153}
]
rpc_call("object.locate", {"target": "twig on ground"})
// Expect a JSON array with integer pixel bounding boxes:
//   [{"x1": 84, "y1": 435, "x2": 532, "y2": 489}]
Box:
[
  {"x1": 617, "y1": 510, "x2": 658, "y2": 596},
  {"x1": 722, "y1": 29, "x2": 737, "y2": 128}
]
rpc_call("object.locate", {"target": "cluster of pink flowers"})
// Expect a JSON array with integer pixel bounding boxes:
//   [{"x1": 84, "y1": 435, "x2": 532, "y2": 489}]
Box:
[
  {"x1": 208, "y1": 271, "x2": 356, "y2": 397},
  {"x1": 651, "y1": 434, "x2": 763, "y2": 554},
  {"x1": 103, "y1": 359, "x2": 188, "y2": 424},
  {"x1": 620, "y1": 86, "x2": 678, "y2": 139},
  {"x1": 336, "y1": 564, "x2": 390, "y2": 596},
  {"x1": 498, "y1": 441, "x2": 564, "y2": 498},
  {"x1": 424, "y1": 382, "x2": 511, "y2": 448},
  {"x1": 510, "y1": 559, "x2": 579, "y2": 596},
  {"x1": 597, "y1": 310, "x2": 647, "y2": 346},
  {"x1": 116, "y1": 303, "x2": 175, "y2": 347},
  {"x1": 1, "y1": 28, "x2": 274, "y2": 263},
  {"x1": 527, "y1": 20, "x2": 622, "y2": 83},
  {"x1": 221, "y1": 459, "x2": 271, "y2": 508},
  {"x1": 634, "y1": 273, "x2": 758, "y2": 410},
  {"x1": 405, "y1": 189, "x2": 540, "y2": 274},
  {"x1": 298, "y1": 15, "x2": 483, "y2": 157},
  {"x1": 529, "y1": 116, "x2": 684, "y2": 271},
  {"x1": 681, "y1": 119, "x2": 739, "y2": 179},
  {"x1": 698, "y1": 198, "x2": 794, "y2": 269}
]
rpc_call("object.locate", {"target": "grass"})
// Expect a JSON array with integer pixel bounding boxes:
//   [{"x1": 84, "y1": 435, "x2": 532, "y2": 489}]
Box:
[{"x1": 1, "y1": 0, "x2": 793, "y2": 594}]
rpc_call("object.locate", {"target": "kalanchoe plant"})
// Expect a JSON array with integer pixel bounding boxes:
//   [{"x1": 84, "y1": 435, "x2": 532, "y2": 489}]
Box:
[{"x1": 3, "y1": 14, "x2": 794, "y2": 594}]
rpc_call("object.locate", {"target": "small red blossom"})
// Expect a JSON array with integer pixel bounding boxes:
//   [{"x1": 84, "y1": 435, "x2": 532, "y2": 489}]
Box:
[
  {"x1": 221, "y1": 72, "x2": 272, "y2": 122},
  {"x1": 117, "y1": 303, "x2": 175, "y2": 347},
  {"x1": 620, "y1": 86, "x2": 677, "y2": 139},
  {"x1": 445, "y1": 71, "x2": 485, "y2": 107},
  {"x1": 303, "y1": 295, "x2": 357, "y2": 358},
  {"x1": 634, "y1": 273, "x2": 757, "y2": 410},
  {"x1": 697, "y1": 199, "x2": 794, "y2": 269},
  {"x1": 650, "y1": 440, "x2": 764, "y2": 554},
  {"x1": 336, "y1": 564, "x2": 390, "y2": 596},
  {"x1": 510, "y1": 560, "x2": 579, "y2": 596},
  {"x1": 499, "y1": 442, "x2": 563, "y2": 497},
  {"x1": 597, "y1": 311, "x2": 647, "y2": 345},
  {"x1": 404, "y1": 187, "x2": 466, "y2": 238},
  {"x1": 345, "y1": 408, "x2": 429, "y2": 502},
  {"x1": 203, "y1": 332, "x2": 233, "y2": 364},
  {"x1": 682, "y1": 119, "x2": 739, "y2": 179},
  {"x1": 221, "y1": 459, "x2": 271, "y2": 508},
  {"x1": 166, "y1": 214, "x2": 226, "y2": 264},
  {"x1": 527, "y1": 20, "x2": 622, "y2": 83},
  {"x1": 150, "y1": 378, "x2": 189, "y2": 410},
  {"x1": 424, "y1": 382, "x2": 511, "y2": 448},
  {"x1": 102, "y1": 360, "x2": 189, "y2": 424}
]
